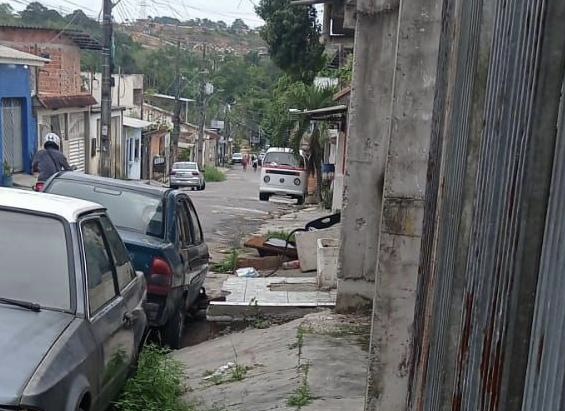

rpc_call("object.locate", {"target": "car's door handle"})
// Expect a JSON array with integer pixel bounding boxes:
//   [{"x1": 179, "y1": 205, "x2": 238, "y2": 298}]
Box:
[{"x1": 122, "y1": 311, "x2": 134, "y2": 328}]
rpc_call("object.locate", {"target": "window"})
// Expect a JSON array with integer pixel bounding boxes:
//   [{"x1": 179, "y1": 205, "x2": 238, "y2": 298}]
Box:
[
  {"x1": 133, "y1": 88, "x2": 143, "y2": 106},
  {"x1": 100, "y1": 216, "x2": 134, "y2": 291},
  {"x1": 49, "y1": 180, "x2": 165, "y2": 238},
  {"x1": 82, "y1": 220, "x2": 117, "y2": 314},
  {"x1": 0, "y1": 210, "x2": 71, "y2": 310},
  {"x1": 176, "y1": 200, "x2": 192, "y2": 246},
  {"x1": 134, "y1": 138, "x2": 140, "y2": 160},
  {"x1": 187, "y1": 201, "x2": 203, "y2": 244}
]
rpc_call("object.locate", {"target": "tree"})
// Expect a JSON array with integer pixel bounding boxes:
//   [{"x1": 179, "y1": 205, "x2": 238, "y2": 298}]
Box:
[
  {"x1": 20, "y1": 2, "x2": 65, "y2": 26},
  {"x1": 256, "y1": 0, "x2": 325, "y2": 84},
  {"x1": 230, "y1": 18, "x2": 249, "y2": 33},
  {"x1": 0, "y1": 3, "x2": 15, "y2": 24}
]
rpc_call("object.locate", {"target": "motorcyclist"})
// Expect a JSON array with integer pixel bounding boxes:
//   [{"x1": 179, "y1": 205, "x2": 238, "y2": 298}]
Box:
[{"x1": 32, "y1": 133, "x2": 72, "y2": 185}]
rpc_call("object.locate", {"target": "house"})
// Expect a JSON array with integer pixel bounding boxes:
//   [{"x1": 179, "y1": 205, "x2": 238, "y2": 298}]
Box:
[
  {"x1": 0, "y1": 25, "x2": 101, "y2": 173},
  {"x1": 0, "y1": 44, "x2": 48, "y2": 184},
  {"x1": 83, "y1": 72, "x2": 149, "y2": 179}
]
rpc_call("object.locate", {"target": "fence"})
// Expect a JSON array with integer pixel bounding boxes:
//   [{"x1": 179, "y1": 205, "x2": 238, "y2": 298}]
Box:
[{"x1": 408, "y1": 0, "x2": 565, "y2": 410}]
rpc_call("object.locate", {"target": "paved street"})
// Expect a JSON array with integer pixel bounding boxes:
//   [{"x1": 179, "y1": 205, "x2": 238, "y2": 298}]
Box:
[{"x1": 186, "y1": 165, "x2": 294, "y2": 259}]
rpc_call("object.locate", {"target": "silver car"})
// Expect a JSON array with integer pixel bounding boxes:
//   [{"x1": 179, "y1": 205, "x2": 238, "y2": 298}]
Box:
[
  {"x1": 170, "y1": 162, "x2": 206, "y2": 190},
  {"x1": 0, "y1": 188, "x2": 147, "y2": 411}
]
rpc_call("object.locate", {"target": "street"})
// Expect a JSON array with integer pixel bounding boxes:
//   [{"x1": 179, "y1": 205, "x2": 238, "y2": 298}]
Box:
[{"x1": 187, "y1": 165, "x2": 294, "y2": 259}]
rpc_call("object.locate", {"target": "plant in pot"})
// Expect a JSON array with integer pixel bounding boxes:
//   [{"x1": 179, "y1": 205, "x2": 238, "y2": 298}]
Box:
[{"x1": 2, "y1": 160, "x2": 13, "y2": 187}]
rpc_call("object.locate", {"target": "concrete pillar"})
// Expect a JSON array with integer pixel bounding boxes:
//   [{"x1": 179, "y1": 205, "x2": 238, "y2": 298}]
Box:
[{"x1": 336, "y1": 1, "x2": 401, "y2": 313}]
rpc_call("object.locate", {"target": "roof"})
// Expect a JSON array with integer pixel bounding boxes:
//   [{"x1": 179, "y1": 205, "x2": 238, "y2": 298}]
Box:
[
  {"x1": 0, "y1": 187, "x2": 102, "y2": 223},
  {"x1": 37, "y1": 94, "x2": 97, "y2": 110},
  {"x1": 0, "y1": 24, "x2": 102, "y2": 50},
  {"x1": 290, "y1": 104, "x2": 348, "y2": 120},
  {"x1": 52, "y1": 172, "x2": 170, "y2": 197},
  {"x1": 0, "y1": 44, "x2": 49, "y2": 66},
  {"x1": 123, "y1": 116, "x2": 153, "y2": 129},
  {"x1": 333, "y1": 87, "x2": 351, "y2": 101},
  {"x1": 150, "y1": 93, "x2": 196, "y2": 103}
]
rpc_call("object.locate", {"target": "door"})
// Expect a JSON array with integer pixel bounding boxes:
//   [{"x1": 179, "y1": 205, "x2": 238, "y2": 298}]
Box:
[
  {"x1": 175, "y1": 198, "x2": 192, "y2": 291},
  {"x1": 67, "y1": 112, "x2": 86, "y2": 172},
  {"x1": 127, "y1": 130, "x2": 142, "y2": 180},
  {"x1": 81, "y1": 218, "x2": 134, "y2": 408},
  {"x1": 184, "y1": 197, "x2": 209, "y2": 305},
  {"x1": 2, "y1": 98, "x2": 24, "y2": 172},
  {"x1": 99, "y1": 215, "x2": 146, "y2": 349}
]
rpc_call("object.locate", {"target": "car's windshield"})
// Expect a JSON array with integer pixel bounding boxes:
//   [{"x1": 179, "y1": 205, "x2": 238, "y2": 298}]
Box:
[
  {"x1": 48, "y1": 180, "x2": 165, "y2": 238},
  {"x1": 233, "y1": 153, "x2": 242, "y2": 158},
  {"x1": 173, "y1": 163, "x2": 197, "y2": 170},
  {"x1": 0, "y1": 210, "x2": 71, "y2": 311},
  {"x1": 263, "y1": 152, "x2": 304, "y2": 168}
]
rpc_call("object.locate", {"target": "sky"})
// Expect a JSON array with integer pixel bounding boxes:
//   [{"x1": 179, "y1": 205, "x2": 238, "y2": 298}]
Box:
[{"x1": 6, "y1": 0, "x2": 266, "y2": 27}]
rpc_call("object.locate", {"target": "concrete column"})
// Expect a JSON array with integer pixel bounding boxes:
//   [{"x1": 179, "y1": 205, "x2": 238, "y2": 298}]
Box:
[{"x1": 336, "y1": 2, "x2": 401, "y2": 313}]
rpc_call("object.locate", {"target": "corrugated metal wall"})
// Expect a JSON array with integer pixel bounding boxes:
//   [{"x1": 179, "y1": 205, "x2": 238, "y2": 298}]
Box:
[{"x1": 409, "y1": 0, "x2": 565, "y2": 409}]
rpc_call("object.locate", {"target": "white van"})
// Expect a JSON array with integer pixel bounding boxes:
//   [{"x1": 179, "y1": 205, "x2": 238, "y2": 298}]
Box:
[{"x1": 259, "y1": 147, "x2": 307, "y2": 204}]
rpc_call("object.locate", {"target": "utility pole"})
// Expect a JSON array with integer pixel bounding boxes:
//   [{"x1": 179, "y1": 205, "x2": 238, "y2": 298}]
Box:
[
  {"x1": 99, "y1": 0, "x2": 114, "y2": 177},
  {"x1": 196, "y1": 45, "x2": 207, "y2": 168},
  {"x1": 170, "y1": 38, "x2": 181, "y2": 170}
]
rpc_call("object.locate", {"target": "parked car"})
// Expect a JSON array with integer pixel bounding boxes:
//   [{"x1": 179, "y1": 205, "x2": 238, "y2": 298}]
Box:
[
  {"x1": 231, "y1": 152, "x2": 243, "y2": 164},
  {"x1": 170, "y1": 161, "x2": 206, "y2": 190},
  {"x1": 259, "y1": 147, "x2": 307, "y2": 205},
  {"x1": 0, "y1": 188, "x2": 147, "y2": 411},
  {"x1": 44, "y1": 172, "x2": 209, "y2": 348}
]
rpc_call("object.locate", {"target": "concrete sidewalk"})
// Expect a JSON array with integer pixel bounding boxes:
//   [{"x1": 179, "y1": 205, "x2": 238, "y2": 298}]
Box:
[{"x1": 173, "y1": 311, "x2": 369, "y2": 411}]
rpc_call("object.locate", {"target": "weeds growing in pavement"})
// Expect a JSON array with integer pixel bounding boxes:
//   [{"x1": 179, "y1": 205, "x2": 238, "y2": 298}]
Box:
[
  {"x1": 287, "y1": 362, "x2": 313, "y2": 408},
  {"x1": 115, "y1": 345, "x2": 193, "y2": 411},
  {"x1": 203, "y1": 166, "x2": 226, "y2": 182},
  {"x1": 212, "y1": 249, "x2": 239, "y2": 273}
]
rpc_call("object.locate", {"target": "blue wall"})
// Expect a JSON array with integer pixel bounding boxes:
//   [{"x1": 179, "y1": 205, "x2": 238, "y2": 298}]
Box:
[{"x1": 0, "y1": 64, "x2": 37, "y2": 175}]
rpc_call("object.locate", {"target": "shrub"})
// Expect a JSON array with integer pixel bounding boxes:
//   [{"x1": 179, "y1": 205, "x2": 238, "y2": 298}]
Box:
[
  {"x1": 204, "y1": 166, "x2": 226, "y2": 182},
  {"x1": 115, "y1": 345, "x2": 193, "y2": 411}
]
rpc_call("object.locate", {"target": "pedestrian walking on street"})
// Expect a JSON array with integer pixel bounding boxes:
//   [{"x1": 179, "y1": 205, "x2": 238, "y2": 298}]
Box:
[
  {"x1": 32, "y1": 133, "x2": 72, "y2": 185},
  {"x1": 242, "y1": 154, "x2": 248, "y2": 172},
  {"x1": 252, "y1": 154, "x2": 258, "y2": 172}
]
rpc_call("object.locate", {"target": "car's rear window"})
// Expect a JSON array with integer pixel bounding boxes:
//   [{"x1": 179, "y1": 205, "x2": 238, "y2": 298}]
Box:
[
  {"x1": 0, "y1": 210, "x2": 71, "y2": 310},
  {"x1": 263, "y1": 152, "x2": 304, "y2": 168},
  {"x1": 48, "y1": 180, "x2": 165, "y2": 238},
  {"x1": 173, "y1": 163, "x2": 197, "y2": 170}
]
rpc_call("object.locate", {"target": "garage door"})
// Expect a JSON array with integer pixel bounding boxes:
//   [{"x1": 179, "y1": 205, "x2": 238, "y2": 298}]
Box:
[{"x1": 2, "y1": 99, "x2": 24, "y2": 172}]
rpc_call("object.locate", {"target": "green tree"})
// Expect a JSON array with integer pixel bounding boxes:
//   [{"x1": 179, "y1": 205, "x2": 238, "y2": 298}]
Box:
[
  {"x1": 256, "y1": 0, "x2": 324, "y2": 84},
  {"x1": 0, "y1": 3, "x2": 15, "y2": 23}
]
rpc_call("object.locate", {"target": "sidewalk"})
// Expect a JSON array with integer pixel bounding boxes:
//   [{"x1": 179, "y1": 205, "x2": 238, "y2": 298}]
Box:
[
  {"x1": 173, "y1": 311, "x2": 370, "y2": 411},
  {"x1": 12, "y1": 173, "x2": 36, "y2": 190}
]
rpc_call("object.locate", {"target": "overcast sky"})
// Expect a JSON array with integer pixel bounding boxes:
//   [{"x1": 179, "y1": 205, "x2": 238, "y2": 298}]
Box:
[{"x1": 6, "y1": 0, "x2": 266, "y2": 27}]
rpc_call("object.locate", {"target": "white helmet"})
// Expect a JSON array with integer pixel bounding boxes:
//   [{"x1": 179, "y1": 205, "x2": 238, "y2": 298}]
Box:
[{"x1": 44, "y1": 132, "x2": 61, "y2": 147}]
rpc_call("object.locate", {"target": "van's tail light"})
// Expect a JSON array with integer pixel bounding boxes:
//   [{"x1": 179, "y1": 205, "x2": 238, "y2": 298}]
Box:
[{"x1": 147, "y1": 257, "x2": 172, "y2": 296}]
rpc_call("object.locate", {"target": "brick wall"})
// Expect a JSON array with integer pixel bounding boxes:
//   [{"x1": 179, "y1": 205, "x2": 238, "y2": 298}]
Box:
[{"x1": 0, "y1": 28, "x2": 84, "y2": 96}]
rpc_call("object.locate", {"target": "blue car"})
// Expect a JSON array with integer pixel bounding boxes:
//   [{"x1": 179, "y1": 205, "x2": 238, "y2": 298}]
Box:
[{"x1": 44, "y1": 172, "x2": 209, "y2": 348}]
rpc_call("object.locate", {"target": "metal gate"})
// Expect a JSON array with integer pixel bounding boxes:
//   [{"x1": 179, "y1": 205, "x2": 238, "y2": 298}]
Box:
[
  {"x1": 2, "y1": 98, "x2": 24, "y2": 172},
  {"x1": 67, "y1": 113, "x2": 85, "y2": 172},
  {"x1": 409, "y1": 0, "x2": 565, "y2": 410}
]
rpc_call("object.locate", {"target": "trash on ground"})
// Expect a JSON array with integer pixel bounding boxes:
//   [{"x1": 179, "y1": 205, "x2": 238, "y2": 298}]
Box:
[
  {"x1": 244, "y1": 235, "x2": 298, "y2": 259},
  {"x1": 203, "y1": 362, "x2": 236, "y2": 380},
  {"x1": 282, "y1": 260, "x2": 301, "y2": 270},
  {"x1": 236, "y1": 267, "x2": 260, "y2": 278}
]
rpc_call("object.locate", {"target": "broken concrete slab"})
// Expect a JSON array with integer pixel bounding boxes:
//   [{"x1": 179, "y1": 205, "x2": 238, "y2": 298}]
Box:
[
  {"x1": 207, "y1": 277, "x2": 337, "y2": 322},
  {"x1": 173, "y1": 311, "x2": 369, "y2": 411}
]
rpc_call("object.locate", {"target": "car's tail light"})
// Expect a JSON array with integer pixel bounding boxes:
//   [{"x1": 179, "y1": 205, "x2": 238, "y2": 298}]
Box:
[
  {"x1": 147, "y1": 257, "x2": 173, "y2": 296},
  {"x1": 192, "y1": 171, "x2": 199, "y2": 176},
  {"x1": 33, "y1": 182, "x2": 45, "y2": 192}
]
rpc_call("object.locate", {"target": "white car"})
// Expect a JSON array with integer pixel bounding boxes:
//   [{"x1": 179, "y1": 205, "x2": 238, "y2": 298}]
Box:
[
  {"x1": 259, "y1": 148, "x2": 307, "y2": 205},
  {"x1": 170, "y1": 162, "x2": 206, "y2": 190},
  {"x1": 232, "y1": 153, "x2": 243, "y2": 164}
]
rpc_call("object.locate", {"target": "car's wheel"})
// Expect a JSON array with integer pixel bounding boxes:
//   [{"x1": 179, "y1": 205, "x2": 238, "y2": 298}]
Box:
[
  {"x1": 202, "y1": 181, "x2": 206, "y2": 190},
  {"x1": 296, "y1": 196, "x2": 305, "y2": 205},
  {"x1": 259, "y1": 192, "x2": 270, "y2": 201},
  {"x1": 170, "y1": 185, "x2": 178, "y2": 190},
  {"x1": 163, "y1": 307, "x2": 185, "y2": 349}
]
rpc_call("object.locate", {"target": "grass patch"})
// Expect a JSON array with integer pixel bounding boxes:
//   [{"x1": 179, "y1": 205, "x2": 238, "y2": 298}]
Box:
[
  {"x1": 115, "y1": 345, "x2": 193, "y2": 411},
  {"x1": 287, "y1": 363, "x2": 313, "y2": 408},
  {"x1": 289, "y1": 326, "x2": 306, "y2": 351},
  {"x1": 203, "y1": 166, "x2": 226, "y2": 182},
  {"x1": 212, "y1": 249, "x2": 239, "y2": 273},
  {"x1": 266, "y1": 230, "x2": 295, "y2": 243}
]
